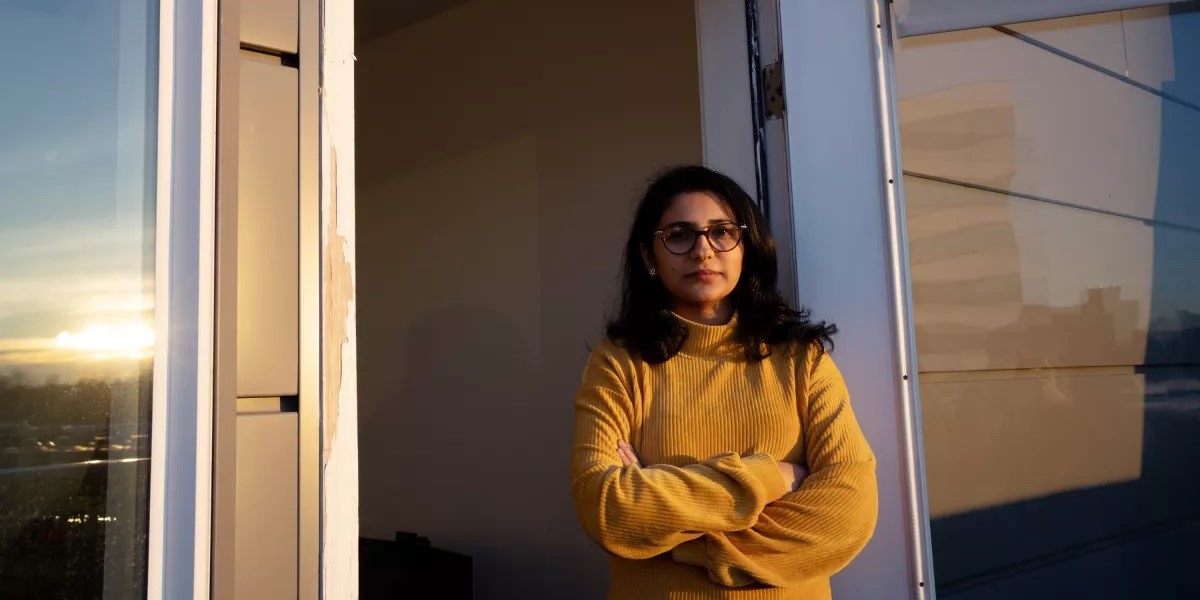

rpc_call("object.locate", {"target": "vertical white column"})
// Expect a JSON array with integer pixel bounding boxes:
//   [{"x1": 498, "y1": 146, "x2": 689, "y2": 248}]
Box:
[
  {"x1": 776, "y1": 1, "x2": 932, "y2": 598},
  {"x1": 146, "y1": 0, "x2": 218, "y2": 597},
  {"x1": 317, "y1": 0, "x2": 360, "y2": 597}
]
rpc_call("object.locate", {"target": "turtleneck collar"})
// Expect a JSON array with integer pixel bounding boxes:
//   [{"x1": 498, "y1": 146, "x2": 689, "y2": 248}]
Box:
[{"x1": 674, "y1": 312, "x2": 742, "y2": 358}]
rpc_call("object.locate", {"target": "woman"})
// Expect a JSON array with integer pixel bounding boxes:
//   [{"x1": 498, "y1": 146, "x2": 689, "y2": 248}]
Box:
[{"x1": 570, "y1": 166, "x2": 878, "y2": 599}]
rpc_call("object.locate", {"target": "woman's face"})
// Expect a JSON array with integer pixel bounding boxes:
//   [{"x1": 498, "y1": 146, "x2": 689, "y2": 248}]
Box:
[{"x1": 642, "y1": 191, "x2": 745, "y2": 324}]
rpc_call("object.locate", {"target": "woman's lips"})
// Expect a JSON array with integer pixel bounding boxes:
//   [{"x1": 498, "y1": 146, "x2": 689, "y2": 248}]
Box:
[{"x1": 688, "y1": 270, "x2": 720, "y2": 281}]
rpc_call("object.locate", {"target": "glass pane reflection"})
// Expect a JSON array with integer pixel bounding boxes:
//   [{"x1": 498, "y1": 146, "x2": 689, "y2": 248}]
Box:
[
  {"x1": 896, "y1": 5, "x2": 1200, "y2": 599},
  {"x1": 0, "y1": 1, "x2": 158, "y2": 597}
]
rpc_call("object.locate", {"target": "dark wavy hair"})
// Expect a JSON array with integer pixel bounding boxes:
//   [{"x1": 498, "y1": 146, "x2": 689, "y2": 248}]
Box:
[{"x1": 606, "y1": 165, "x2": 836, "y2": 364}]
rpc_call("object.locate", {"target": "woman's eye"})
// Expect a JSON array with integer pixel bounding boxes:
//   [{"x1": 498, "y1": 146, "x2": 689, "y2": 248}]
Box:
[{"x1": 666, "y1": 231, "x2": 692, "y2": 243}]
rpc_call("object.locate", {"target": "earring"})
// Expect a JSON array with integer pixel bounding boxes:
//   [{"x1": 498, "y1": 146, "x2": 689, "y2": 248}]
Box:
[{"x1": 649, "y1": 267, "x2": 657, "y2": 277}]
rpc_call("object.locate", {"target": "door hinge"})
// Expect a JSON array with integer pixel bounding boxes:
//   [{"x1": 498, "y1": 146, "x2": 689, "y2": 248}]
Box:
[{"x1": 763, "y1": 60, "x2": 785, "y2": 120}]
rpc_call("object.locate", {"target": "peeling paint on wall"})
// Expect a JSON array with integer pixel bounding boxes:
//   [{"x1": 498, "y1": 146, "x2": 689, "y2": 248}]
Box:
[
  {"x1": 319, "y1": 1, "x2": 359, "y2": 596},
  {"x1": 322, "y1": 151, "x2": 353, "y2": 459}
]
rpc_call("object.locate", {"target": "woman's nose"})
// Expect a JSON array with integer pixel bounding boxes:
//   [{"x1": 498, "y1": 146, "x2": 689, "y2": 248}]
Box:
[{"x1": 689, "y1": 232, "x2": 716, "y2": 258}]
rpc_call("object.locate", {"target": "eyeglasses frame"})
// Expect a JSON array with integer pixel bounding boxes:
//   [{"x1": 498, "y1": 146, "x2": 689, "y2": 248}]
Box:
[{"x1": 652, "y1": 223, "x2": 748, "y2": 255}]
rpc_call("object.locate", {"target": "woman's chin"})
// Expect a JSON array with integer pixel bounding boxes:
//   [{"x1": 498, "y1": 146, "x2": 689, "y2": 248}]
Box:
[
  {"x1": 670, "y1": 282, "x2": 729, "y2": 300},
  {"x1": 673, "y1": 295, "x2": 733, "y2": 317}
]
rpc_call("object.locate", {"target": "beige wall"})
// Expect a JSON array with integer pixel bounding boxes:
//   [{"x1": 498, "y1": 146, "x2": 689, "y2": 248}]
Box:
[{"x1": 355, "y1": 0, "x2": 701, "y2": 596}]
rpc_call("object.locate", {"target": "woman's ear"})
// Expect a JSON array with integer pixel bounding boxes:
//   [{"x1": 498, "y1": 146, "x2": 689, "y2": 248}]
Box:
[{"x1": 639, "y1": 244, "x2": 656, "y2": 276}]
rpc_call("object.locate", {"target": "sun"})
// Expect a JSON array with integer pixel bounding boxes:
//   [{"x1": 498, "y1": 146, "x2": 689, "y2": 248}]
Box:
[{"x1": 56, "y1": 321, "x2": 155, "y2": 360}]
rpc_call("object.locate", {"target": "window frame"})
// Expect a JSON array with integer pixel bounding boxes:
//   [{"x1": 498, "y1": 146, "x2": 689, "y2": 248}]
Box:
[{"x1": 145, "y1": 0, "x2": 219, "y2": 596}]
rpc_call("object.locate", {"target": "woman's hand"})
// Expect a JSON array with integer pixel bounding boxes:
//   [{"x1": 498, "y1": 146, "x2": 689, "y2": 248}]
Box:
[
  {"x1": 778, "y1": 461, "x2": 810, "y2": 492},
  {"x1": 617, "y1": 440, "x2": 641, "y2": 467}
]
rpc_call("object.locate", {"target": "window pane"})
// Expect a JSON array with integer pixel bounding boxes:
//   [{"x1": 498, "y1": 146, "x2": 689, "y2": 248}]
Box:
[
  {"x1": 0, "y1": 1, "x2": 158, "y2": 597},
  {"x1": 896, "y1": 4, "x2": 1200, "y2": 598}
]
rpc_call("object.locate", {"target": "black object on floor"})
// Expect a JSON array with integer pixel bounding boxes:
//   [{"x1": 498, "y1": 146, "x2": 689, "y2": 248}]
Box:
[{"x1": 360, "y1": 532, "x2": 473, "y2": 599}]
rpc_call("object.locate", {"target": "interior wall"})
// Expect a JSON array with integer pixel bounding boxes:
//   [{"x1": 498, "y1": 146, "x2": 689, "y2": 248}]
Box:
[{"x1": 355, "y1": 1, "x2": 701, "y2": 597}]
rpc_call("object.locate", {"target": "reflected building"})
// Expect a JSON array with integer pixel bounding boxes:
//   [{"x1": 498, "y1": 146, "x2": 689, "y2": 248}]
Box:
[{"x1": 897, "y1": 5, "x2": 1200, "y2": 598}]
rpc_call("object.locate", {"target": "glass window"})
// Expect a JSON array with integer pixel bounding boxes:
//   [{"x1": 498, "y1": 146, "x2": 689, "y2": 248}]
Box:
[
  {"x1": 895, "y1": 4, "x2": 1200, "y2": 598},
  {"x1": 0, "y1": 1, "x2": 158, "y2": 597}
]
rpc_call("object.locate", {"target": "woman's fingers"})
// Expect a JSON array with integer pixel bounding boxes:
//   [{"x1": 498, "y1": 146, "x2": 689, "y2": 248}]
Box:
[
  {"x1": 792, "y1": 463, "x2": 812, "y2": 489},
  {"x1": 616, "y1": 440, "x2": 641, "y2": 467},
  {"x1": 778, "y1": 461, "x2": 813, "y2": 492}
]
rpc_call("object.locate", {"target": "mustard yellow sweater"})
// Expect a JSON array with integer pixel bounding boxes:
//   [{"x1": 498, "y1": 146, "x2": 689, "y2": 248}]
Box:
[{"x1": 570, "y1": 315, "x2": 878, "y2": 599}]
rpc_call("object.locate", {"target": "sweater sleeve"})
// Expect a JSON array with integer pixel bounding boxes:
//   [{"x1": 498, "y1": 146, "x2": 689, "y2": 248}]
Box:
[
  {"x1": 570, "y1": 343, "x2": 790, "y2": 560},
  {"x1": 671, "y1": 349, "x2": 879, "y2": 587}
]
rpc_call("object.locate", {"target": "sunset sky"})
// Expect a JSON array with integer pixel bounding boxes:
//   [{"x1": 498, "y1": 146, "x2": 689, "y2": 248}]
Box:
[{"x1": 0, "y1": 0, "x2": 156, "y2": 381}]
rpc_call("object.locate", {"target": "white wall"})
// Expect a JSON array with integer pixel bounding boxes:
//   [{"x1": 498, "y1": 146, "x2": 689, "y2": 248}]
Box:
[
  {"x1": 355, "y1": 1, "x2": 702, "y2": 597},
  {"x1": 775, "y1": 2, "x2": 922, "y2": 597}
]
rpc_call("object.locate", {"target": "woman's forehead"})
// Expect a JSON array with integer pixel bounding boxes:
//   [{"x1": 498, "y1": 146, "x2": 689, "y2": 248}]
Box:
[{"x1": 661, "y1": 191, "x2": 734, "y2": 223}]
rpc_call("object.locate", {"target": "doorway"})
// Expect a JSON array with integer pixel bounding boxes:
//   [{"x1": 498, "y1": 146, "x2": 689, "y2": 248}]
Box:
[{"x1": 353, "y1": 0, "x2": 758, "y2": 596}]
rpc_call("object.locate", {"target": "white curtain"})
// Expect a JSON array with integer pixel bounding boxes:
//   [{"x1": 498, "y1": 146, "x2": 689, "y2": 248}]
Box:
[{"x1": 893, "y1": 0, "x2": 1191, "y2": 37}]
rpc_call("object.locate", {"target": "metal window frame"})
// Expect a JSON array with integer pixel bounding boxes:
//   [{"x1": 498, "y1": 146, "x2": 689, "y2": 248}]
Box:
[
  {"x1": 299, "y1": 0, "x2": 322, "y2": 595},
  {"x1": 210, "y1": 0, "x2": 240, "y2": 596},
  {"x1": 893, "y1": 0, "x2": 1190, "y2": 38},
  {"x1": 146, "y1": 0, "x2": 219, "y2": 596},
  {"x1": 754, "y1": 0, "x2": 799, "y2": 304},
  {"x1": 871, "y1": 1, "x2": 937, "y2": 596}
]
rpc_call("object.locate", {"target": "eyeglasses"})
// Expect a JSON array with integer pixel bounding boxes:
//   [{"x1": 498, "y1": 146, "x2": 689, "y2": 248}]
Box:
[{"x1": 653, "y1": 222, "x2": 747, "y2": 255}]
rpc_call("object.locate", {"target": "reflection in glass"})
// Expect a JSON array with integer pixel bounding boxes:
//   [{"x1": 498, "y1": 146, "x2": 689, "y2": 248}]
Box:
[
  {"x1": 0, "y1": 1, "x2": 158, "y2": 597},
  {"x1": 896, "y1": 4, "x2": 1200, "y2": 599}
]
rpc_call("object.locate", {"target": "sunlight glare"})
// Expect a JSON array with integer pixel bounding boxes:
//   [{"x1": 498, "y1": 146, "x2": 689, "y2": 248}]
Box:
[{"x1": 55, "y1": 322, "x2": 155, "y2": 360}]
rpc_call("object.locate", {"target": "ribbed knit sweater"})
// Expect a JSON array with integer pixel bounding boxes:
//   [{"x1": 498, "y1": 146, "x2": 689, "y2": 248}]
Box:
[{"x1": 570, "y1": 314, "x2": 878, "y2": 599}]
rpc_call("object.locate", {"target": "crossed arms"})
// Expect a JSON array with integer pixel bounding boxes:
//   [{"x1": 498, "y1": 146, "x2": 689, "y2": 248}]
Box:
[{"x1": 569, "y1": 347, "x2": 878, "y2": 588}]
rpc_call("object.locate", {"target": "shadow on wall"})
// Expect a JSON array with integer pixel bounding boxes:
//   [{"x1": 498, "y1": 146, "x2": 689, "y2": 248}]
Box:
[
  {"x1": 924, "y1": 297, "x2": 1200, "y2": 599},
  {"x1": 362, "y1": 304, "x2": 598, "y2": 598},
  {"x1": 354, "y1": 126, "x2": 619, "y2": 597},
  {"x1": 354, "y1": 129, "x2": 613, "y2": 598}
]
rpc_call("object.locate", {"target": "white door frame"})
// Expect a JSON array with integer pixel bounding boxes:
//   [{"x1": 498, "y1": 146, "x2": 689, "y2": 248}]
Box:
[
  {"x1": 316, "y1": 1, "x2": 360, "y2": 597},
  {"x1": 146, "y1": 0, "x2": 219, "y2": 597}
]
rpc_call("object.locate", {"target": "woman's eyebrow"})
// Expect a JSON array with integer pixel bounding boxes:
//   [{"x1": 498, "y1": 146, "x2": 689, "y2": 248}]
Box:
[{"x1": 660, "y1": 218, "x2": 735, "y2": 228}]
